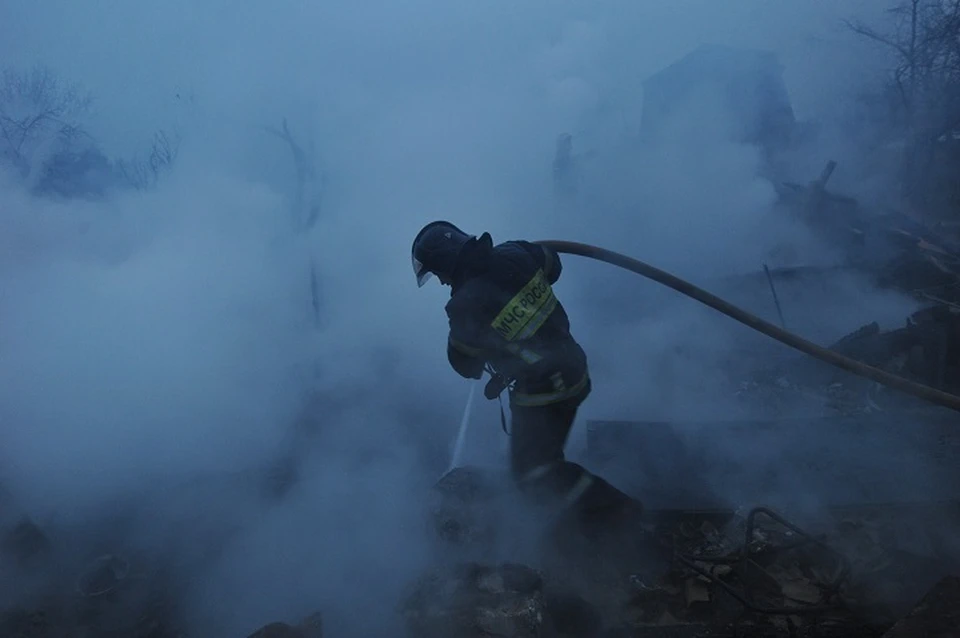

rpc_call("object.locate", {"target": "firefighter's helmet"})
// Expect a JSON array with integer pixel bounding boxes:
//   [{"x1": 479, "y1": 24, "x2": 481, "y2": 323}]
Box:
[{"x1": 411, "y1": 220, "x2": 475, "y2": 287}]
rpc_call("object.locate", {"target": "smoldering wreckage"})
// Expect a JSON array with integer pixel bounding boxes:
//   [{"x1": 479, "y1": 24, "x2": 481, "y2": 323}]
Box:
[{"x1": 4, "y1": 46, "x2": 960, "y2": 638}]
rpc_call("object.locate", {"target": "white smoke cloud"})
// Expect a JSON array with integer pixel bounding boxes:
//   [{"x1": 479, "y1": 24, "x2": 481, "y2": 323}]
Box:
[{"x1": 0, "y1": 0, "x2": 926, "y2": 635}]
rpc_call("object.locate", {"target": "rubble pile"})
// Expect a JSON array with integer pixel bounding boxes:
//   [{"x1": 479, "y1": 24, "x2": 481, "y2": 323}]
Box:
[
  {"x1": 422, "y1": 467, "x2": 960, "y2": 637},
  {"x1": 733, "y1": 301, "x2": 960, "y2": 416},
  {"x1": 431, "y1": 465, "x2": 510, "y2": 550},
  {"x1": 400, "y1": 562, "x2": 549, "y2": 638},
  {"x1": 0, "y1": 510, "x2": 181, "y2": 638},
  {"x1": 612, "y1": 510, "x2": 861, "y2": 636},
  {"x1": 710, "y1": 159, "x2": 960, "y2": 416},
  {"x1": 610, "y1": 504, "x2": 958, "y2": 636},
  {"x1": 828, "y1": 306, "x2": 960, "y2": 394},
  {"x1": 732, "y1": 374, "x2": 881, "y2": 417},
  {"x1": 2, "y1": 467, "x2": 959, "y2": 637},
  {"x1": 0, "y1": 579, "x2": 183, "y2": 638},
  {"x1": 776, "y1": 160, "x2": 960, "y2": 306}
]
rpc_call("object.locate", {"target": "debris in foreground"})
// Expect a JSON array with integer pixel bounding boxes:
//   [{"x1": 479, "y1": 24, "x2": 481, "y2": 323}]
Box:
[
  {"x1": 777, "y1": 159, "x2": 960, "y2": 309},
  {"x1": 425, "y1": 467, "x2": 960, "y2": 637},
  {"x1": 400, "y1": 561, "x2": 606, "y2": 638},
  {"x1": 881, "y1": 576, "x2": 960, "y2": 638},
  {"x1": 729, "y1": 301, "x2": 960, "y2": 417},
  {"x1": 401, "y1": 562, "x2": 547, "y2": 638},
  {"x1": 3, "y1": 465, "x2": 960, "y2": 637},
  {"x1": 246, "y1": 612, "x2": 324, "y2": 638}
]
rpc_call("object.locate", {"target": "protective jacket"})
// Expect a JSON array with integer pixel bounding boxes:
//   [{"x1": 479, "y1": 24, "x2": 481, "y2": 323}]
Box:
[{"x1": 444, "y1": 234, "x2": 589, "y2": 407}]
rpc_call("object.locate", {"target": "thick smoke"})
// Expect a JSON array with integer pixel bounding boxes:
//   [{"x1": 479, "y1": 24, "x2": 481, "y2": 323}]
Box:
[{"x1": 0, "y1": 0, "x2": 934, "y2": 635}]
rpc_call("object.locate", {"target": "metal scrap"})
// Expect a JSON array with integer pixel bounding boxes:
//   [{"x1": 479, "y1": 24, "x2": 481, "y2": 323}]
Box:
[{"x1": 670, "y1": 507, "x2": 850, "y2": 617}]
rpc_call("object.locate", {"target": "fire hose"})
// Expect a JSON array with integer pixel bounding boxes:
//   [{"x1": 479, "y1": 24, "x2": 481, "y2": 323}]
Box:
[{"x1": 535, "y1": 240, "x2": 960, "y2": 415}]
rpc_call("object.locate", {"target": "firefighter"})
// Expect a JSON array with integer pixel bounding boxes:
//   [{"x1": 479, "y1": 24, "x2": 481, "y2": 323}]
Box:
[{"x1": 412, "y1": 220, "x2": 644, "y2": 539}]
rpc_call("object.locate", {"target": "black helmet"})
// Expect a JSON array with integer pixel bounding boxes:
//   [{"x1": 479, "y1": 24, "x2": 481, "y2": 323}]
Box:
[{"x1": 412, "y1": 220, "x2": 475, "y2": 287}]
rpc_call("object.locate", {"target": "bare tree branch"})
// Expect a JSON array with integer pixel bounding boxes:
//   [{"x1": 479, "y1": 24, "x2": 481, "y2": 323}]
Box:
[
  {"x1": 116, "y1": 129, "x2": 180, "y2": 191},
  {"x1": 846, "y1": 0, "x2": 960, "y2": 213},
  {"x1": 0, "y1": 65, "x2": 92, "y2": 178},
  {"x1": 843, "y1": 19, "x2": 912, "y2": 58},
  {"x1": 260, "y1": 116, "x2": 323, "y2": 234}
]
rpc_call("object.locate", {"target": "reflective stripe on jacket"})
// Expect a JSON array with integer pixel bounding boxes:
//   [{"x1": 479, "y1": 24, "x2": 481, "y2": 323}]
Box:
[{"x1": 444, "y1": 238, "x2": 588, "y2": 406}]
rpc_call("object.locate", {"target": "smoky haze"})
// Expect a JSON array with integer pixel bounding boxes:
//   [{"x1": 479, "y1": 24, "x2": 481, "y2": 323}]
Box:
[{"x1": 0, "y1": 0, "x2": 928, "y2": 636}]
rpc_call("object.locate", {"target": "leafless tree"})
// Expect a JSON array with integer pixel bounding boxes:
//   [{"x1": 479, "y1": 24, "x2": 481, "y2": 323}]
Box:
[
  {"x1": 846, "y1": 0, "x2": 960, "y2": 210},
  {"x1": 0, "y1": 65, "x2": 92, "y2": 178},
  {"x1": 115, "y1": 129, "x2": 180, "y2": 191},
  {"x1": 261, "y1": 117, "x2": 327, "y2": 330},
  {"x1": 260, "y1": 117, "x2": 325, "y2": 234}
]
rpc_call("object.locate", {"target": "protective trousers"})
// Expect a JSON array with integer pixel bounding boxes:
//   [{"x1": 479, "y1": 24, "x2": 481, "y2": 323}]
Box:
[{"x1": 508, "y1": 387, "x2": 638, "y2": 536}]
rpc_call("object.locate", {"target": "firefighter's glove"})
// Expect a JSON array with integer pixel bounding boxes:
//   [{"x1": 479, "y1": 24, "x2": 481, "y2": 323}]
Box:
[{"x1": 484, "y1": 372, "x2": 509, "y2": 400}]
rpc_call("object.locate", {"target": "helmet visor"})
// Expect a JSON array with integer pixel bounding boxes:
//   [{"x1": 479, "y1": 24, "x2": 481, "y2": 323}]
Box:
[{"x1": 413, "y1": 255, "x2": 433, "y2": 287}]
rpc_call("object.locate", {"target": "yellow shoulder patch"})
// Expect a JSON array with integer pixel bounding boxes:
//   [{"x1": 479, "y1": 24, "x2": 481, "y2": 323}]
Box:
[{"x1": 490, "y1": 269, "x2": 558, "y2": 342}]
